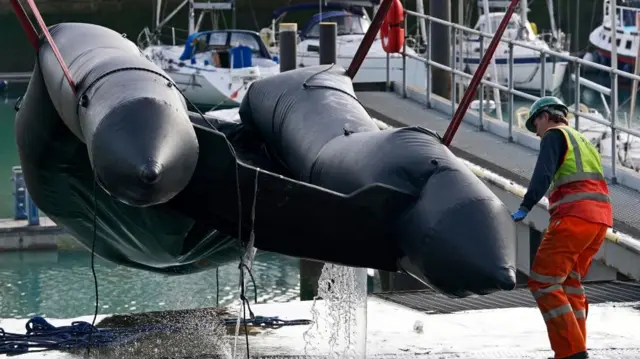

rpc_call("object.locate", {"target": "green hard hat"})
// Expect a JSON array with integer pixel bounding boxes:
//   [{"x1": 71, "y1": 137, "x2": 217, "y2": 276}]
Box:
[{"x1": 525, "y1": 96, "x2": 569, "y2": 133}]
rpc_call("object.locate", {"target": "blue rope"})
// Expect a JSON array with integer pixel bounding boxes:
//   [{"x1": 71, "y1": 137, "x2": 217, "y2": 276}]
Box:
[{"x1": 0, "y1": 315, "x2": 312, "y2": 355}]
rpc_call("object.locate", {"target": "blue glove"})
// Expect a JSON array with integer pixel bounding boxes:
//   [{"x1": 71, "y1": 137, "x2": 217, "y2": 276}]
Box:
[{"x1": 511, "y1": 208, "x2": 528, "y2": 222}]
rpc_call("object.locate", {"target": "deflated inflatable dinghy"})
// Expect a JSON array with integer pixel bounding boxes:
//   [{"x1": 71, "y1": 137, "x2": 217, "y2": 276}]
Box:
[{"x1": 15, "y1": 23, "x2": 516, "y2": 297}]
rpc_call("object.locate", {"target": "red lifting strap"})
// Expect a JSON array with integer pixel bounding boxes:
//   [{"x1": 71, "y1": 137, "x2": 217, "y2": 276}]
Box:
[{"x1": 10, "y1": 0, "x2": 77, "y2": 94}]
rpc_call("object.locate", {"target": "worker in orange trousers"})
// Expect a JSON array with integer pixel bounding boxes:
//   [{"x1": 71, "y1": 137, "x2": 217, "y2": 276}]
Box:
[{"x1": 510, "y1": 97, "x2": 613, "y2": 359}]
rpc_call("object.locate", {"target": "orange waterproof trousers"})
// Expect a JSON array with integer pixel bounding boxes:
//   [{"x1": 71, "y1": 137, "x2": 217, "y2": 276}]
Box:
[{"x1": 527, "y1": 215, "x2": 608, "y2": 359}]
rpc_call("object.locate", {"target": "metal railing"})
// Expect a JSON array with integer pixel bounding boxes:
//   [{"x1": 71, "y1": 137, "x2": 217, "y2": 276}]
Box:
[{"x1": 395, "y1": 9, "x2": 640, "y2": 182}]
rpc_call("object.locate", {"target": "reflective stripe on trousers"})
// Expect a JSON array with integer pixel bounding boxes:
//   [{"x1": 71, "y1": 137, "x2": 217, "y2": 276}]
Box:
[
  {"x1": 530, "y1": 270, "x2": 586, "y2": 321},
  {"x1": 540, "y1": 303, "x2": 586, "y2": 321},
  {"x1": 527, "y1": 216, "x2": 608, "y2": 358}
]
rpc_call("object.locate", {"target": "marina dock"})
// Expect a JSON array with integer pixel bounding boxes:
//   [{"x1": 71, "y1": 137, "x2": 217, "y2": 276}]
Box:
[
  {"x1": 0, "y1": 217, "x2": 64, "y2": 251},
  {"x1": 0, "y1": 72, "x2": 31, "y2": 83}
]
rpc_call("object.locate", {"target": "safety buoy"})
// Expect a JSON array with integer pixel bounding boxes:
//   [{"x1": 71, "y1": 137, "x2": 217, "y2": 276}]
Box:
[{"x1": 380, "y1": 0, "x2": 404, "y2": 54}]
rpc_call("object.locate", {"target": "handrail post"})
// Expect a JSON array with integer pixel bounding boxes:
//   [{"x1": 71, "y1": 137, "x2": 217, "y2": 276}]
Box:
[
  {"x1": 402, "y1": 10, "x2": 407, "y2": 98},
  {"x1": 540, "y1": 52, "x2": 546, "y2": 97},
  {"x1": 451, "y1": 24, "x2": 457, "y2": 114},
  {"x1": 508, "y1": 42, "x2": 514, "y2": 142},
  {"x1": 386, "y1": 53, "x2": 390, "y2": 91},
  {"x1": 574, "y1": 61, "x2": 581, "y2": 130},
  {"x1": 426, "y1": 18, "x2": 432, "y2": 108},
  {"x1": 478, "y1": 36, "x2": 484, "y2": 131},
  {"x1": 611, "y1": 70, "x2": 618, "y2": 183}
]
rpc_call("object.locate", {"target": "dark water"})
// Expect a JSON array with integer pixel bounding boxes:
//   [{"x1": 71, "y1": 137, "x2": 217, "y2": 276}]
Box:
[{"x1": 0, "y1": 250, "x2": 301, "y2": 319}]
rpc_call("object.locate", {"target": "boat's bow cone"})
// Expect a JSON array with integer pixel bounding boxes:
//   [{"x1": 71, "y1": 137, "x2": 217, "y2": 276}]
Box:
[
  {"x1": 397, "y1": 154, "x2": 517, "y2": 297},
  {"x1": 89, "y1": 96, "x2": 199, "y2": 207}
]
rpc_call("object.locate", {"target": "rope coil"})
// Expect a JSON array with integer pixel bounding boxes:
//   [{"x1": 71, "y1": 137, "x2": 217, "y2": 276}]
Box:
[{"x1": 0, "y1": 315, "x2": 312, "y2": 355}]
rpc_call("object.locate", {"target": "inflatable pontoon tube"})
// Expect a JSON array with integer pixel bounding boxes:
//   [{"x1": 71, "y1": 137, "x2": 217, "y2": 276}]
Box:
[
  {"x1": 239, "y1": 65, "x2": 517, "y2": 297},
  {"x1": 38, "y1": 23, "x2": 198, "y2": 207}
]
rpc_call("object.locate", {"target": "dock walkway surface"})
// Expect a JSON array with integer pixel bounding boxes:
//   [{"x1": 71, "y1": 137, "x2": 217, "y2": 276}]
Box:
[
  {"x1": 356, "y1": 90, "x2": 640, "y2": 238},
  {"x1": 3, "y1": 289, "x2": 640, "y2": 358}
]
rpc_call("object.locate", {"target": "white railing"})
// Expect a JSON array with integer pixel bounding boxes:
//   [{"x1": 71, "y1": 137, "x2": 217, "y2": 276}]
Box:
[{"x1": 394, "y1": 8, "x2": 640, "y2": 183}]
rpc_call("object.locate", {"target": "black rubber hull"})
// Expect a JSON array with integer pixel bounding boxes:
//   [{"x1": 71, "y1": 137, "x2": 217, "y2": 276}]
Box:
[
  {"x1": 240, "y1": 65, "x2": 517, "y2": 296},
  {"x1": 15, "y1": 24, "x2": 239, "y2": 274},
  {"x1": 16, "y1": 22, "x2": 516, "y2": 297},
  {"x1": 39, "y1": 23, "x2": 198, "y2": 207}
]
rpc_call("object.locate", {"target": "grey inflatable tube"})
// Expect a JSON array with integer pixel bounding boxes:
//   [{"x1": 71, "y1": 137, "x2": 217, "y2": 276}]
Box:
[
  {"x1": 239, "y1": 65, "x2": 517, "y2": 296},
  {"x1": 38, "y1": 23, "x2": 198, "y2": 207}
]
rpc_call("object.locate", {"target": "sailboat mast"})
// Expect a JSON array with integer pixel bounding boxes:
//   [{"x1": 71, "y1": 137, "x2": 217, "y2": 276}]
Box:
[
  {"x1": 458, "y1": 0, "x2": 464, "y2": 97},
  {"x1": 232, "y1": 0, "x2": 236, "y2": 28},
  {"x1": 415, "y1": 0, "x2": 427, "y2": 46},
  {"x1": 188, "y1": 0, "x2": 195, "y2": 34},
  {"x1": 481, "y1": 0, "x2": 503, "y2": 122},
  {"x1": 155, "y1": 0, "x2": 162, "y2": 27},
  {"x1": 545, "y1": 0, "x2": 557, "y2": 39},
  {"x1": 519, "y1": 0, "x2": 527, "y2": 24}
]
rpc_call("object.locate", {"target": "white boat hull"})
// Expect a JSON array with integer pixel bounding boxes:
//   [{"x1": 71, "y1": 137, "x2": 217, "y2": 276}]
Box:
[
  {"x1": 142, "y1": 45, "x2": 279, "y2": 108},
  {"x1": 459, "y1": 41, "x2": 569, "y2": 93}
]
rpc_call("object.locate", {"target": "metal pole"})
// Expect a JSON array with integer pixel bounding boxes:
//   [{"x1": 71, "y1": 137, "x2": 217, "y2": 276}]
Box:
[
  {"x1": 540, "y1": 52, "x2": 546, "y2": 96},
  {"x1": 430, "y1": 0, "x2": 451, "y2": 99},
  {"x1": 628, "y1": 12, "x2": 640, "y2": 122},
  {"x1": 442, "y1": 0, "x2": 521, "y2": 147},
  {"x1": 574, "y1": 61, "x2": 581, "y2": 130},
  {"x1": 279, "y1": 23, "x2": 297, "y2": 73},
  {"x1": 157, "y1": 0, "x2": 189, "y2": 30},
  {"x1": 610, "y1": 0, "x2": 618, "y2": 182},
  {"x1": 188, "y1": 0, "x2": 195, "y2": 34},
  {"x1": 479, "y1": 38, "x2": 484, "y2": 131},
  {"x1": 451, "y1": 27, "x2": 457, "y2": 113},
  {"x1": 426, "y1": 18, "x2": 432, "y2": 108},
  {"x1": 155, "y1": 0, "x2": 162, "y2": 28},
  {"x1": 574, "y1": 0, "x2": 580, "y2": 54},
  {"x1": 402, "y1": 11, "x2": 407, "y2": 98},
  {"x1": 508, "y1": 42, "x2": 514, "y2": 141},
  {"x1": 482, "y1": 0, "x2": 503, "y2": 123},
  {"x1": 457, "y1": 0, "x2": 464, "y2": 99},
  {"x1": 346, "y1": 0, "x2": 394, "y2": 79},
  {"x1": 319, "y1": 22, "x2": 337, "y2": 65},
  {"x1": 416, "y1": 0, "x2": 427, "y2": 48},
  {"x1": 231, "y1": 0, "x2": 236, "y2": 29},
  {"x1": 386, "y1": 53, "x2": 390, "y2": 91}
]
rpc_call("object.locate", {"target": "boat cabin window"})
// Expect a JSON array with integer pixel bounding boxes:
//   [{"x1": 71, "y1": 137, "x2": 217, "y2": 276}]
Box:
[
  {"x1": 230, "y1": 32, "x2": 262, "y2": 55},
  {"x1": 305, "y1": 15, "x2": 371, "y2": 38},
  {"x1": 476, "y1": 17, "x2": 519, "y2": 34},
  {"x1": 189, "y1": 31, "x2": 264, "y2": 58},
  {"x1": 208, "y1": 32, "x2": 227, "y2": 47},
  {"x1": 192, "y1": 34, "x2": 210, "y2": 54}
]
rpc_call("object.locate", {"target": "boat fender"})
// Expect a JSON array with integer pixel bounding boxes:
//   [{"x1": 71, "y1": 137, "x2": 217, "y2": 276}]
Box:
[{"x1": 380, "y1": 0, "x2": 404, "y2": 54}]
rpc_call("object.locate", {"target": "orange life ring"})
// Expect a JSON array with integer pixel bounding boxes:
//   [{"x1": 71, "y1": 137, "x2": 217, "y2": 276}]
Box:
[{"x1": 380, "y1": 0, "x2": 405, "y2": 54}]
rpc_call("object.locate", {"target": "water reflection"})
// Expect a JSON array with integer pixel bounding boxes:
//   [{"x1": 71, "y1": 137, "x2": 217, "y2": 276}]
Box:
[{"x1": 0, "y1": 250, "x2": 300, "y2": 319}]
